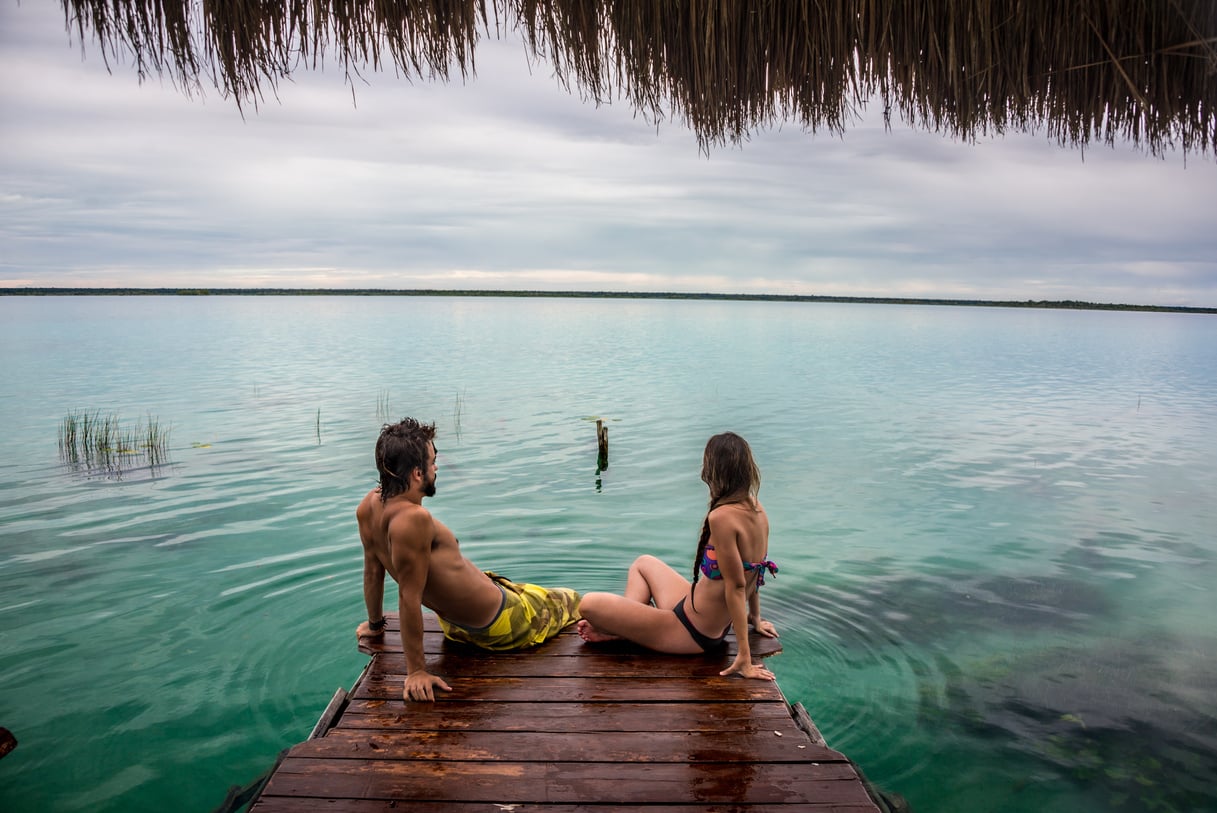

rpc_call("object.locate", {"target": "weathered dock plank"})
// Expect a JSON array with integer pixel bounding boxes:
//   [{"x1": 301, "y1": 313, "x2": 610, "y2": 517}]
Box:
[
  {"x1": 262, "y1": 759, "x2": 873, "y2": 805},
  {"x1": 254, "y1": 802, "x2": 881, "y2": 812},
  {"x1": 292, "y1": 729, "x2": 843, "y2": 763},
  {"x1": 251, "y1": 613, "x2": 882, "y2": 811},
  {"x1": 354, "y1": 674, "x2": 780, "y2": 702},
  {"x1": 338, "y1": 700, "x2": 800, "y2": 732}
]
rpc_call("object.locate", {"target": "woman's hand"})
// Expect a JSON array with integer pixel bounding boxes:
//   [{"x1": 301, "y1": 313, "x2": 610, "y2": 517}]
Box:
[
  {"x1": 752, "y1": 618, "x2": 778, "y2": 638},
  {"x1": 720, "y1": 652, "x2": 776, "y2": 681}
]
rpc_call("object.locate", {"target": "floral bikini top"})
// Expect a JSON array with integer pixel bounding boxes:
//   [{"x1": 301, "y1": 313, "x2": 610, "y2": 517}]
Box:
[{"x1": 699, "y1": 544, "x2": 779, "y2": 586}]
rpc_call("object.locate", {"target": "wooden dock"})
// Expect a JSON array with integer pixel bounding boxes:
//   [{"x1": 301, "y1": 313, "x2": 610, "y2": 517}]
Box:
[{"x1": 249, "y1": 613, "x2": 882, "y2": 811}]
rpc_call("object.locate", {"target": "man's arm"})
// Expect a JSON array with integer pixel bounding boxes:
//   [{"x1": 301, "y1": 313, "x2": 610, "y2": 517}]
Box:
[
  {"x1": 354, "y1": 498, "x2": 388, "y2": 641},
  {"x1": 390, "y1": 509, "x2": 452, "y2": 702},
  {"x1": 355, "y1": 543, "x2": 386, "y2": 640}
]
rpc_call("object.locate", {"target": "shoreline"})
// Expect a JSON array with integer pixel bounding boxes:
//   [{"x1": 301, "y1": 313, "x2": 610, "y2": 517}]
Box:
[{"x1": 2, "y1": 287, "x2": 1213, "y2": 314}]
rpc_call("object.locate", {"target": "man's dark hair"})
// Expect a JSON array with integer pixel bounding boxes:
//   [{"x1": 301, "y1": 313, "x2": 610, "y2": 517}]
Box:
[{"x1": 375, "y1": 418, "x2": 437, "y2": 501}]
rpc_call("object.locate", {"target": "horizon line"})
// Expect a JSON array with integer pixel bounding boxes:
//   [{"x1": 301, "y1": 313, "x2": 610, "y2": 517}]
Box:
[{"x1": 2, "y1": 287, "x2": 1214, "y2": 314}]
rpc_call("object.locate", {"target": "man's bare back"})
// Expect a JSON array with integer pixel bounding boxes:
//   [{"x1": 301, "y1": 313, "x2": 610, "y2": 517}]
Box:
[{"x1": 355, "y1": 489, "x2": 503, "y2": 628}]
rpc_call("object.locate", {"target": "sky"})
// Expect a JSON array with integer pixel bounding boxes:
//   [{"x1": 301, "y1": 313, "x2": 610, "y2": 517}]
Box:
[{"x1": 2, "y1": 3, "x2": 1215, "y2": 307}]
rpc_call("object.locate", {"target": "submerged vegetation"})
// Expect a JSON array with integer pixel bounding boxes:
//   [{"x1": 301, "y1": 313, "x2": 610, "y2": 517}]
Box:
[{"x1": 57, "y1": 410, "x2": 171, "y2": 477}]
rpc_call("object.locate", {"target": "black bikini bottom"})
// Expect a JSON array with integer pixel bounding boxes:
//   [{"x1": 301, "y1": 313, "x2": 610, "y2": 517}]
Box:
[{"x1": 673, "y1": 596, "x2": 727, "y2": 652}]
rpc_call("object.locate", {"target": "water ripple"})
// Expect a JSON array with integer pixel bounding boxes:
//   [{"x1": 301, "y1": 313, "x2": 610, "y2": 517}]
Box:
[{"x1": 2, "y1": 299, "x2": 1215, "y2": 812}]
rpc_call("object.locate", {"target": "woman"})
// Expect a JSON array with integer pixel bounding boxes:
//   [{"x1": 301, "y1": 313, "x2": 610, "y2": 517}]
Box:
[{"x1": 577, "y1": 432, "x2": 779, "y2": 680}]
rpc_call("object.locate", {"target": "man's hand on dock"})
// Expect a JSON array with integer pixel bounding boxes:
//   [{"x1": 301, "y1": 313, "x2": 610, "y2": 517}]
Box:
[
  {"x1": 355, "y1": 620, "x2": 385, "y2": 641},
  {"x1": 404, "y1": 670, "x2": 452, "y2": 702}
]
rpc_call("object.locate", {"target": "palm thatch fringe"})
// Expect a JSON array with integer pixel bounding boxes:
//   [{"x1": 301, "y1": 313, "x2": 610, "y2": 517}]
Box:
[{"x1": 61, "y1": 0, "x2": 1217, "y2": 156}]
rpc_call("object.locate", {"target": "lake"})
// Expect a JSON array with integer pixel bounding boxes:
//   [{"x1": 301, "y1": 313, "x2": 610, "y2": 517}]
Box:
[{"x1": 0, "y1": 295, "x2": 1214, "y2": 812}]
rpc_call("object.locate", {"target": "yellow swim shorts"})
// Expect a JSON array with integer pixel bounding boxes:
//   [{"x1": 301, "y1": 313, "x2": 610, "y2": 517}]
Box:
[{"x1": 437, "y1": 572, "x2": 581, "y2": 651}]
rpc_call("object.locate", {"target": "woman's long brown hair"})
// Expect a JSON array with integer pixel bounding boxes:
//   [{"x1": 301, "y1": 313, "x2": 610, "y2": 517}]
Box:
[{"x1": 689, "y1": 432, "x2": 761, "y2": 607}]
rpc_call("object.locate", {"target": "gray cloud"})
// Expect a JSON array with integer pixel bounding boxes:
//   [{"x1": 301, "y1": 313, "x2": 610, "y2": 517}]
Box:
[{"x1": 2, "y1": 2, "x2": 1215, "y2": 305}]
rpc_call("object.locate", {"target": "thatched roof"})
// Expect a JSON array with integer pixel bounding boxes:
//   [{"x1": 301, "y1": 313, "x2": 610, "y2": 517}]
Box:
[{"x1": 62, "y1": 0, "x2": 1216, "y2": 156}]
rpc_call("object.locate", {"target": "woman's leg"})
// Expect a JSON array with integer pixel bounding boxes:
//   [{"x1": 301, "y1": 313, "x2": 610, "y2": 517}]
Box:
[
  {"x1": 623, "y1": 554, "x2": 691, "y2": 610},
  {"x1": 577, "y1": 591, "x2": 703, "y2": 654}
]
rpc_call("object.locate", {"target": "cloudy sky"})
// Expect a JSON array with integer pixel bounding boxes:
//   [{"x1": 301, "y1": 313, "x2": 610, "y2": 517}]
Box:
[{"x1": 2, "y1": 3, "x2": 1215, "y2": 306}]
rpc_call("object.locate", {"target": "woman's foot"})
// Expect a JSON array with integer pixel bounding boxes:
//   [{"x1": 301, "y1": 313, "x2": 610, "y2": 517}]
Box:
[{"x1": 577, "y1": 618, "x2": 620, "y2": 643}]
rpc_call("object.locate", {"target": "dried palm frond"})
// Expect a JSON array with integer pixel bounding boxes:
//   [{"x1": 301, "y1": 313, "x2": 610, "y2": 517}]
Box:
[{"x1": 60, "y1": 0, "x2": 1217, "y2": 156}]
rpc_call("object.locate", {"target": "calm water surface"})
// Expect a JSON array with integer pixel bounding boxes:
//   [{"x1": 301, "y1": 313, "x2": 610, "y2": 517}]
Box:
[{"x1": 0, "y1": 296, "x2": 1214, "y2": 812}]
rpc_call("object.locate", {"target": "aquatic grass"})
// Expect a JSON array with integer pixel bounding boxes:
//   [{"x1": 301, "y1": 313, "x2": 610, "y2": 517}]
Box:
[
  {"x1": 57, "y1": 409, "x2": 172, "y2": 477},
  {"x1": 57, "y1": 412, "x2": 78, "y2": 463},
  {"x1": 141, "y1": 415, "x2": 169, "y2": 466},
  {"x1": 376, "y1": 389, "x2": 392, "y2": 420},
  {"x1": 453, "y1": 389, "x2": 465, "y2": 441}
]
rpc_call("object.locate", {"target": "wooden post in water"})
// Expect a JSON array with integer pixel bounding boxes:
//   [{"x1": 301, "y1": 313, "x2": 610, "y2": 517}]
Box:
[{"x1": 596, "y1": 419, "x2": 609, "y2": 471}]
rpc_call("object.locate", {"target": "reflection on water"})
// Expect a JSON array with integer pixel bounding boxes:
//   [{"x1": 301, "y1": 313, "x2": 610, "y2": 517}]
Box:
[
  {"x1": 0, "y1": 297, "x2": 1214, "y2": 812},
  {"x1": 776, "y1": 543, "x2": 1217, "y2": 812}
]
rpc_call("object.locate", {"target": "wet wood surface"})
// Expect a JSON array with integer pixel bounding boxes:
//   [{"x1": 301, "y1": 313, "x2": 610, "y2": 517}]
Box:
[{"x1": 252, "y1": 613, "x2": 880, "y2": 811}]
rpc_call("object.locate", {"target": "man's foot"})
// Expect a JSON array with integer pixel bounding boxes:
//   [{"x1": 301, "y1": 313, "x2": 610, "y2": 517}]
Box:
[{"x1": 577, "y1": 618, "x2": 620, "y2": 643}]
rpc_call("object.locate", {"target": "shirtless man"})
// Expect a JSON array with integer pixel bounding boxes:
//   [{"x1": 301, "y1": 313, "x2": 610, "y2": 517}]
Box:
[{"x1": 355, "y1": 418, "x2": 581, "y2": 701}]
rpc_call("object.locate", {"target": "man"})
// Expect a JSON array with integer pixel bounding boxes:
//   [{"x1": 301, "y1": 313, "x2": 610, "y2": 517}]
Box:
[{"x1": 355, "y1": 417, "x2": 581, "y2": 701}]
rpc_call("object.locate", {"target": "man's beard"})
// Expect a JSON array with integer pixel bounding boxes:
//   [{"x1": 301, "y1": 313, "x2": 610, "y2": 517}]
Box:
[{"x1": 424, "y1": 474, "x2": 437, "y2": 497}]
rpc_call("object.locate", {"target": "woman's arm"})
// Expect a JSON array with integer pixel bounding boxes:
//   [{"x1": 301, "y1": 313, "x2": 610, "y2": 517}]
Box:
[
  {"x1": 748, "y1": 588, "x2": 778, "y2": 638},
  {"x1": 711, "y1": 510, "x2": 775, "y2": 680}
]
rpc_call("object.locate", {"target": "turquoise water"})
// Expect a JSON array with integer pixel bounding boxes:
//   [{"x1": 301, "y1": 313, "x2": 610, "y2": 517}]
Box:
[{"x1": 1, "y1": 295, "x2": 1214, "y2": 812}]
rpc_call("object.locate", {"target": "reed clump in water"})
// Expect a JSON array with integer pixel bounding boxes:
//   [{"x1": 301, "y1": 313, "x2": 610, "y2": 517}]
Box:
[{"x1": 57, "y1": 410, "x2": 172, "y2": 475}]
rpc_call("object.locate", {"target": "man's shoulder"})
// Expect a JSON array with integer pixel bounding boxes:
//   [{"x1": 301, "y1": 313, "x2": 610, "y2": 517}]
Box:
[
  {"x1": 385, "y1": 498, "x2": 433, "y2": 532},
  {"x1": 384, "y1": 501, "x2": 436, "y2": 561},
  {"x1": 357, "y1": 491, "x2": 431, "y2": 528},
  {"x1": 356, "y1": 487, "x2": 386, "y2": 513}
]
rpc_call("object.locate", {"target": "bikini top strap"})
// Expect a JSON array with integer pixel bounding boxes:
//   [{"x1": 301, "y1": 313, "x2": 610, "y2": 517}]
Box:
[{"x1": 744, "y1": 559, "x2": 779, "y2": 586}]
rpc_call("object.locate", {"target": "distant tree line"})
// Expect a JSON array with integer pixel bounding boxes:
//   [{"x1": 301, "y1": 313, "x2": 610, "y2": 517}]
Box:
[{"x1": 1, "y1": 288, "x2": 1213, "y2": 314}]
